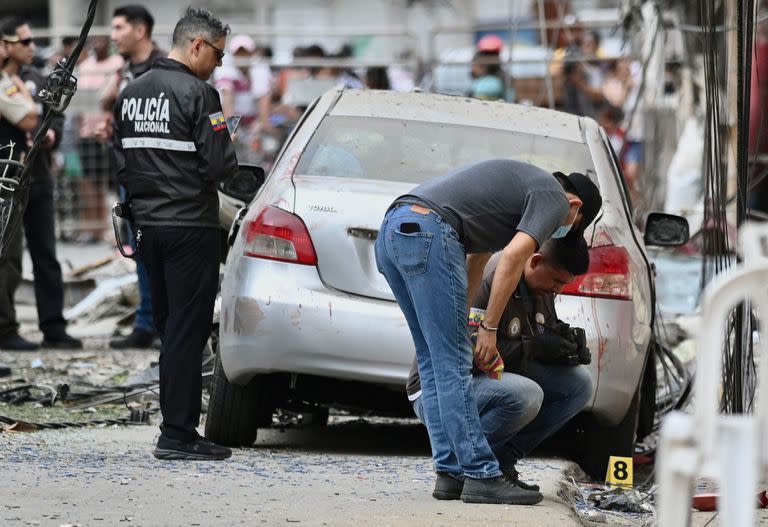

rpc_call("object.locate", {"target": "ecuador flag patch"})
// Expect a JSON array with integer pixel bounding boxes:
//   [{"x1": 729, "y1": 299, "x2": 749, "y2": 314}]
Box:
[
  {"x1": 4, "y1": 85, "x2": 19, "y2": 97},
  {"x1": 209, "y1": 111, "x2": 227, "y2": 132}
]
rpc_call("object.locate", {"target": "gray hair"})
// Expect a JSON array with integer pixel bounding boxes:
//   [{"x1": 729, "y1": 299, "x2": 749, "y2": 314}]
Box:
[{"x1": 172, "y1": 7, "x2": 230, "y2": 48}]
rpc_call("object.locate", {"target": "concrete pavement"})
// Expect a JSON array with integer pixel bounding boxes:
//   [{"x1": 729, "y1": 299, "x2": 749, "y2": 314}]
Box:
[{"x1": 0, "y1": 420, "x2": 582, "y2": 527}]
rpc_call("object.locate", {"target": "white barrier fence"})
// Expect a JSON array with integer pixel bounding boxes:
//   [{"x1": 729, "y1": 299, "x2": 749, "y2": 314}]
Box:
[{"x1": 657, "y1": 222, "x2": 768, "y2": 526}]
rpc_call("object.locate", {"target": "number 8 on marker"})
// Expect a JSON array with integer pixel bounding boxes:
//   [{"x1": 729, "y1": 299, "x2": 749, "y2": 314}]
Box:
[{"x1": 605, "y1": 456, "x2": 634, "y2": 486}]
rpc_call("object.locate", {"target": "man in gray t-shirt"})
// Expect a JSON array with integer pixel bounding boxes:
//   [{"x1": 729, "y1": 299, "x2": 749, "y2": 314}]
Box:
[
  {"x1": 397, "y1": 159, "x2": 571, "y2": 253},
  {"x1": 375, "y1": 160, "x2": 600, "y2": 505}
]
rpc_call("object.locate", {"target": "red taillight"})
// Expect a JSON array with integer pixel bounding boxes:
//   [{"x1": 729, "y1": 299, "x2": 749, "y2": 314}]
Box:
[
  {"x1": 242, "y1": 206, "x2": 318, "y2": 265},
  {"x1": 561, "y1": 245, "x2": 632, "y2": 300}
]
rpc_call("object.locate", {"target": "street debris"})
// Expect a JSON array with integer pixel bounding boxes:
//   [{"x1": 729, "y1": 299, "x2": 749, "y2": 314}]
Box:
[
  {"x1": 0, "y1": 383, "x2": 58, "y2": 406},
  {"x1": 63, "y1": 274, "x2": 137, "y2": 322},
  {"x1": 67, "y1": 255, "x2": 119, "y2": 278},
  {"x1": 591, "y1": 486, "x2": 654, "y2": 514},
  {"x1": 3, "y1": 250, "x2": 251, "y2": 438},
  {"x1": 0, "y1": 408, "x2": 152, "y2": 432},
  {"x1": 558, "y1": 475, "x2": 655, "y2": 527},
  {"x1": 0, "y1": 347, "x2": 159, "y2": 434}
]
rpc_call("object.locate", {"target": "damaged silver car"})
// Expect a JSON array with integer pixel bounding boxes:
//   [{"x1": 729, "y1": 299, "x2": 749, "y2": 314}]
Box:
[{"x1": 209, "y1": 88, "x2": 687, "y2": 477}]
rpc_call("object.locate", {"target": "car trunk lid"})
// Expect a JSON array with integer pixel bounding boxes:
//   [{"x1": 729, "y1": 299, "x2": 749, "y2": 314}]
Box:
[{"x1": 293, "y1": 175, "x2": 416, "y2": 301}]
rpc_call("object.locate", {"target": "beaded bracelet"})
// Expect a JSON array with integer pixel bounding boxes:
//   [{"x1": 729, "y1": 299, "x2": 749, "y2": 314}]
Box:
[{"x1": 480, "y1": 320, "x2": 498, "y2": 332}]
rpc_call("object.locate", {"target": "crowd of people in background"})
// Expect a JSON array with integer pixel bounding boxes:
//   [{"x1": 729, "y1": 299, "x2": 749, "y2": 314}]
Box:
[
  {"x1": 49, "y1": 32, "x2": 422, "y2": 200},
  {"x1": 555, "y1": 30, "x2": 646, "y2": 199},
  {"x1": 21, "y1": 22, "x2": 651, "y2": 226},
  {"x1": 458, "y1": 27, "x2": 652, "y2": 204}
]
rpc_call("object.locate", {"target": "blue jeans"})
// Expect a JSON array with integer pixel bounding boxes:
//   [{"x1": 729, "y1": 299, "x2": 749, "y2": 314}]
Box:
[
  {"x1": 503, "y1": 362, "x2": 593, "y2": 466},
  {"x1": 414, "y1": 373, "x2": 544, "y2": 472},
  {"x1": 120, "y1": 186, "x2": 155, "y2": 333},
  {"x1": 413, "y1": 363, "x2": 593, "y2": 471},
  {"x1": 375, "y1": 204, "x2": 501, "y2": 479}
]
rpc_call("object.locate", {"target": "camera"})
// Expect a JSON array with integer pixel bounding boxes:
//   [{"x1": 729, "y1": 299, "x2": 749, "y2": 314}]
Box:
[
  {"x1": 550, "y1": 322, "x2": 591, "y2": 365},
  {"x1": 568, "y1": 327, "x2": 586, "y2": 349},
  {"x1": 568, "y1": 327, "x2": 591, "y2": 365}
]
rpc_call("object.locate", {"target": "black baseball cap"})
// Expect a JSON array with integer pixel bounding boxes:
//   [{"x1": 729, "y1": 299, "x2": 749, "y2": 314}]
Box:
[{"x1": 554, "y1": 172, "x2": 602, "y2": 233}]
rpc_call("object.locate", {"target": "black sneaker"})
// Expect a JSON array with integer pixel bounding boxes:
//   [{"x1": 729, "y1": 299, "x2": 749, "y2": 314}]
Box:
[
  {"x1": 153, "y1": 435, "x2": 232, "y2": 461},
  {"x1": 110, "y1": 329, "x2": 156, "y2": 349},
  {"x1": 433, "y1": 472, "x2": 464, "y2": 500},
  {"x1": 502, "y1": 466, "x2": 540, "y2": 492},
  {"x1": 460, "y1": 476, "x2": 543, "y2": 505},
  {"x1": 42, "y1": 333, "x2": 83, "y2": 350},
  {"x1": 0, "y1": 333, "x2": 39, "y2": 351}
]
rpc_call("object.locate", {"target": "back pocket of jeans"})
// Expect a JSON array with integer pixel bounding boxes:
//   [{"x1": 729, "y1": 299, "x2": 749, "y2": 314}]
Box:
[{"x1": 392, "y1": 228, "x2": 433, "y2": 276}]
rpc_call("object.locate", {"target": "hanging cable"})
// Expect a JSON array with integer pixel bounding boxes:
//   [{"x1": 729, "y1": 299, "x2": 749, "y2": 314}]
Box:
[{"x1": 696, "y1": 0, "x2": 759, "y2": 414}]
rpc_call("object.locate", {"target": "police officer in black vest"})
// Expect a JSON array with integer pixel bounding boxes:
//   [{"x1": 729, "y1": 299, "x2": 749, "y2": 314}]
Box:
[{"x1": 113, "y1": 8, "x2": 237, "y2": 460}]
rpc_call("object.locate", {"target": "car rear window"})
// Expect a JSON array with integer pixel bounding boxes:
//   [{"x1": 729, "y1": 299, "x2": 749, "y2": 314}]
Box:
[{"x1": 294, "y1": 115, "x2": 596, "y2": 184}]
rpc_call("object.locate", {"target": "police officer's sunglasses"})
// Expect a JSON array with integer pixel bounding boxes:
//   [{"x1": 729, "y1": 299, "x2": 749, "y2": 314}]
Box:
[
  {"x1": 192, "y1": 38, "x2": 225, "y2": 62},
  {"x1": 3, "y1": 37, "x2": 34, "y2": 46}
]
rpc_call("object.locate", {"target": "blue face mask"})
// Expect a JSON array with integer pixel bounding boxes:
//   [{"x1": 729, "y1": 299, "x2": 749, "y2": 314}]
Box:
[
  {"x1": 551, "y1": 206, "x2": 580, "y2": 239},
  {"x1": 550, "y1": 224, "x2": 571, "y2": 239}
]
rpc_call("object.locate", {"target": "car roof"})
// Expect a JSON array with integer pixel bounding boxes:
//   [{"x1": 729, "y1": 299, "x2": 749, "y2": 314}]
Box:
[{"x1": 327, "y1": 89, "x2": 586, "y2": 143}]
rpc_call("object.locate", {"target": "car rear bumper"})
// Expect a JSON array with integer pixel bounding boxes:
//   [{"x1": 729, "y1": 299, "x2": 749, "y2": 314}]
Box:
[
  {"x1": 219, "y1": 256, "x2": 414, "y2": 386},
  {"x1": 220, "y1": 257, "x2": 650, "y2": 425}
]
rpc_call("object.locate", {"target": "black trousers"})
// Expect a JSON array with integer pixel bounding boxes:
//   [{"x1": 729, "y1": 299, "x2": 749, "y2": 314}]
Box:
[
  {"x1": 0, "y1": 180, "x2": 67, "y2": 338},
  {"x1": 139, "y1": 226, "x2": 220, "y2": 442}
]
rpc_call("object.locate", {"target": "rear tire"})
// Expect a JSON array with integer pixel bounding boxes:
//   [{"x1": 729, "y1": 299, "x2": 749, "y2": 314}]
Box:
[
  {"x1": 542, "y1": 344, "x2": 660, "y2": 480},
  {"x1": 636, "y1": 350, "x2": 657, "y2": 441},
  {"x1": 570, "y1": 341, "x2": 660, "y2": 480},
  {"x1": 571, "y1": 386, "x2": 640, "y2": 480},
  {"x1": 205, "y1": 351, "x2": 275, "y2": 447}
]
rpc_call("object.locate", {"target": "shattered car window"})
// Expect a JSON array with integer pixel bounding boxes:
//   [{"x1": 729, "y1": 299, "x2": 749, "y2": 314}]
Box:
[{"x1": 294, "y1": 115, "x2": 596, "y2": 183}]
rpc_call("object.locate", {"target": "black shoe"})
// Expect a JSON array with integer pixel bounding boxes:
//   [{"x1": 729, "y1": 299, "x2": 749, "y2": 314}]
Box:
[
  {"x1": 0, "y1": 333, "x2": 39, "y2": 351},
  {"x1": 460, "y1": 476, "x2": 543, "y2": 505},
  {"x1": 42, "y1": 333, "x2": 83, "y2": 350},
  {"x1": 433, "y1": 472, "x2": 464, "y2": 500},
  {"x1": 502, "y1": 467, "x2": 540, "y2": 492},
  {"x1": 110, "y1": 329, "x2": 156, "y2": 349},
  {"x1": 153, "y1": 435, "x2": 232, "y2": 461}
]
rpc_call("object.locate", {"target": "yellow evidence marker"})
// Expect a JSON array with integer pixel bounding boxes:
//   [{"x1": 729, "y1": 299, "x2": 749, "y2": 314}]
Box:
[{"x1": 605, "y1": 456, "x2": 634, "y2": 487}]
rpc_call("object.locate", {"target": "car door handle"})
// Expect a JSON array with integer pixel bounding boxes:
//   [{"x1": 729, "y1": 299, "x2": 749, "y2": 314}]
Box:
[{"x1": 347, "y1": 227, "x2": 378, "y2": 240}]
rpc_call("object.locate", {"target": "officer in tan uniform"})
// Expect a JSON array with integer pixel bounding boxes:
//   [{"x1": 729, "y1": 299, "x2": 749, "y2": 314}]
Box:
[
  {"x1": 0, "y1": 33, "x2": 40, "y2": 351},
  {"x1": 0, "y1": 34, "x2": 37, "y2": 164},
  {"x1": 2, "y1": 18, "x2": 81, "y2": 351}
]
